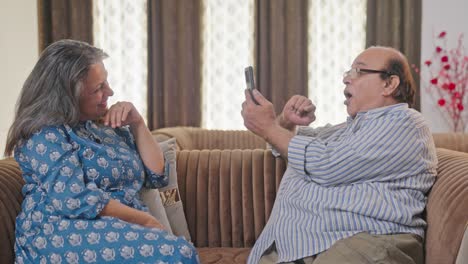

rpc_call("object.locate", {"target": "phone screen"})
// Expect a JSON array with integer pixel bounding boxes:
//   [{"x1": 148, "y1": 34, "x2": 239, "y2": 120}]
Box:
[{"x1": 244, "y1": 66, "x2": 260, "y2": 105}]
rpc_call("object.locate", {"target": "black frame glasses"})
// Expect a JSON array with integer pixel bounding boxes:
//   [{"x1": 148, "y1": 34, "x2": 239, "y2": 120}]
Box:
[{"x1": 344, "y1": 68, "x2": 393, "y2": 79}]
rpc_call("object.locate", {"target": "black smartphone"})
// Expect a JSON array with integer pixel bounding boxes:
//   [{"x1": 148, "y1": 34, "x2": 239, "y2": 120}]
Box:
[{"x1": 244, "y1": 66, "x2": 260, "y2": 105}]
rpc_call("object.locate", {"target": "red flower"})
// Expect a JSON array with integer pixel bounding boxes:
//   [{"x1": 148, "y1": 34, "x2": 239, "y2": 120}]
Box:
[
  {"x1": 422, "y1": 31, "x2": 468, "y2": 132},
  {"x1": 448, "y1": 83, "x2": 456, "y2": 90}
]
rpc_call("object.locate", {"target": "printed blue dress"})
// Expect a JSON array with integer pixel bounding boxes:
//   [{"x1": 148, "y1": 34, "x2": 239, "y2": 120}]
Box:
[{"x1": 14, "y1": 121, "x2": 199, "y2": 264}]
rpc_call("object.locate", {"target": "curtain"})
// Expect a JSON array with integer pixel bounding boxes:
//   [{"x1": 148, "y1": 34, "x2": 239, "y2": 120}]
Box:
[
  {"x1": 38, "y1": 0, "x2": 93, "y2": 51},
  {"x1": 366, "y1": 0, "x2": 422, "y2": 111},
  {"x1": 256, "y1": 0, "x2": 309, "y2": 115},
  {"x1": 147, "y1": 0, "x2": 202, "y2": 130}
]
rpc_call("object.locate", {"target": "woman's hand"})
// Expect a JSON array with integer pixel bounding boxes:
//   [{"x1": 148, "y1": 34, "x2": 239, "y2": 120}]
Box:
[
  {"x1": 100, "y1": 199, "x2": 167, "y2": 230},
  {"x1": 140, "y1": 213, "x2": 167, "y2": 230},
  {"x1": 103, "y1": 101, "x2": 143, "y2": 128}
]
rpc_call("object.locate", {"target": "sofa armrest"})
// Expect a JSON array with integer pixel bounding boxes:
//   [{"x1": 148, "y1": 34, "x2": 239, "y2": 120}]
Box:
[
  {"x1": 433, "y1": 133, "x2": 468, "y2": 153},
  {"x1": 426, "y1": 148, "x2": 468, "y2": 264},
  {"x1": 175, "y1": 148, "x2": 286, "y2": 248},
  {"x1": 0, "y1": 158, "x2": 24, "y2": 263}
]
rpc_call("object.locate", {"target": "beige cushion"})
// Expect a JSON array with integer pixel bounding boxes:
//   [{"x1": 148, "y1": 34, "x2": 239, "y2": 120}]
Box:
[
  {"x1": 140, "y1": 188, "x2": 173, "y2": 233},
  {"x1": 141, "y1": 138, "x2": 191, "y2": 241},
  {"x1": 158, "y1": 138, "x2": 191, "y2": 241}
]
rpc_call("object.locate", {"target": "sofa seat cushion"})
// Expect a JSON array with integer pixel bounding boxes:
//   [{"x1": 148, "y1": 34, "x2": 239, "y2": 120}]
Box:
[{"x1": 198, "y1": 247, "x2": 251, "y2": 264}]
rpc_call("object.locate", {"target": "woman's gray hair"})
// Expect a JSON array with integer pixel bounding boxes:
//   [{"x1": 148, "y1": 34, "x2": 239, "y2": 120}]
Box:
[{"x1": 4, "y1": 39, "x2": 108, "y2": 156}]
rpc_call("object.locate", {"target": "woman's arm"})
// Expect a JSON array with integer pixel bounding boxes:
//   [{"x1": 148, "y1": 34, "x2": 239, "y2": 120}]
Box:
[
  {"x1": 103, "y1": 101, "x2": 164, "y2": 174},
  {"x1": 129, "y1": 120, "x2": 165, "y2": 174},
  {"x1": 100, "y1": 199, "x2": 166, "y2": 229}
]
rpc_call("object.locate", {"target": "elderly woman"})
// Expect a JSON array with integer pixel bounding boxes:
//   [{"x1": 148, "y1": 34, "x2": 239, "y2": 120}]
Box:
[{"x1": 5, "y1": 39, "x2": 199, "y2": 264}]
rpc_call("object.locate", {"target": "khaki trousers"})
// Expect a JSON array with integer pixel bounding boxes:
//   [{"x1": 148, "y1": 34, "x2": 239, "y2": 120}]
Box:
[{"x1": 259, "y1": 232, "x2": 423, "y2": 264}]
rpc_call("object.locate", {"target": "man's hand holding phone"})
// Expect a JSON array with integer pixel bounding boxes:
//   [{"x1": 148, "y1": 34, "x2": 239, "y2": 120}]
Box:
[
  {"x1": 241, "y1": 66, "x2": 294, "y2": 157},
  {"x1": 244, "y1": 66, "x2": 260, "y2": 105}
]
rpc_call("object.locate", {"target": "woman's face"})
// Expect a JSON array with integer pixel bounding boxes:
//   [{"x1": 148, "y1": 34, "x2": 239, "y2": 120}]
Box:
[{"x1": 79, "y1": 61, "x2": 114, "y2": 121}]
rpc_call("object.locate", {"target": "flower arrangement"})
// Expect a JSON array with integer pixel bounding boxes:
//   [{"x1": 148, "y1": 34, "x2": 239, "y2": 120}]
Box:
[{"x1": 419, "y1": 31, "x2": 468, "y2": 132}]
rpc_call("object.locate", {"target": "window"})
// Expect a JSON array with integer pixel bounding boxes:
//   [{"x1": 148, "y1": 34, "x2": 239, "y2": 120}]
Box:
[
  {"x1": 201, "y1": 0, "x2": 255, "y2": 129},
  {"x1": 93, "y1": 0, "x2": 148, "y2": 122},
  {"x1": 93, "y1": 0, "x2": 366, "y2": 129},
  {"x1": 307, "y1": 0, "x2": 366, "y2": 127}
]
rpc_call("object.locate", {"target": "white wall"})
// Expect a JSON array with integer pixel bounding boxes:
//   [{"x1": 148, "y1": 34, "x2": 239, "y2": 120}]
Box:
[
  {"x1": 0, "y1": 1, "x2": 38, "y2": 157},
  {"x1": 421, "y1": 0, "x2": 468, "y2": 132}
]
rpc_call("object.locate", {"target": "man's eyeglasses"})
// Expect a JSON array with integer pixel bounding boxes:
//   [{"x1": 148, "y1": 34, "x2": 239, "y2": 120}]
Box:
[{"x1": 343, "y1": 68, "x2": 393, "y2": 79}]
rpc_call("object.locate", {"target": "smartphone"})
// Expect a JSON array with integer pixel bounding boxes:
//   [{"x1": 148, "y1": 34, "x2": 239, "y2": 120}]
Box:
[{"x1": 244, "y1": 66, "x2": 260, "y2": 105}]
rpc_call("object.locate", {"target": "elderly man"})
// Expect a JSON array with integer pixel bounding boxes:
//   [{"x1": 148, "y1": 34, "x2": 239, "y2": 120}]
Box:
[{"x1": 241, "y1": 46, "x2": 437, "y2": 264}]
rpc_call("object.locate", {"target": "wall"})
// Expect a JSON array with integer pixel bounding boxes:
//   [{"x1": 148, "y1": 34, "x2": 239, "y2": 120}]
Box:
[
  {"x1": 0, "y1": 1, "x2": 38, "y2": 157},
  {"x1": 421, "y1": 0, "x2": 468, "y2": 132}
]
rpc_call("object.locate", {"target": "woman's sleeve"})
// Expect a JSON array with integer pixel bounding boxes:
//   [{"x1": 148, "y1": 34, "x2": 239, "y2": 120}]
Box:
[
  {"x1": 117, "y1": 126, "x2": 169, "y2": 189},
  {"x1": 143, "y1": 162, "x2": 170, "y2": 189},
  {"x1": 15, "y1": 126, "x2": 110, "y2": 219}
]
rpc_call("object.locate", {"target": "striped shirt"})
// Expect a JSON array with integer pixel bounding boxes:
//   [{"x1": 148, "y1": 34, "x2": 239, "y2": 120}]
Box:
[{"x1": 247, "y1": 103, "x2": 438, "y2": 263}]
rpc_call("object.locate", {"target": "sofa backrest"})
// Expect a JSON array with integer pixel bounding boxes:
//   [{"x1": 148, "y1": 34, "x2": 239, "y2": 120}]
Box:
[
  {"x1": 432, "y1": 133, "x2": 468, "y2": 153},
  {"x1": 152, "y1": 126, "x2": 266, "y2": 150},
  {"x1": 153, "y1": 127, "x2": 468, "y2": 153}
]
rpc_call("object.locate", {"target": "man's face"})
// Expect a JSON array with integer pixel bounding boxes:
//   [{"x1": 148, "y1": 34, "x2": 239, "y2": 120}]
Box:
[
  {"x1": 343, "y1": 48, "x2": 391, "y2": 118},
  {"x1": 79, "y1": 61, "x2": 114, "y2": 121}
]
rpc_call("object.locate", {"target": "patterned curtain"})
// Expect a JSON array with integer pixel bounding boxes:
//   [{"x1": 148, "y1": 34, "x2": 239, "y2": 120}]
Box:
[
  {"x1": 38, "y1": 0, "x2": 93, "y2": 51},
  {"x1": 93, "y1": 0, "x2": 148, "y2": 122},
  {"x1": 201, "y1": 0, "x2": 255, "y2": 129},
  {"x1": 200, "y1": 0, "x2": 366, "y2": 128},
  {"x1": 308, "y1": 0, "x2": 367, "y2": 126}
]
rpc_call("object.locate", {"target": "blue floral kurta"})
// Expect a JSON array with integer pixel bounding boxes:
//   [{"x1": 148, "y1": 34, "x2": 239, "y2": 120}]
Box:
[{"x1": 14, "y1": 121, "x2": 199, "y2": 264}]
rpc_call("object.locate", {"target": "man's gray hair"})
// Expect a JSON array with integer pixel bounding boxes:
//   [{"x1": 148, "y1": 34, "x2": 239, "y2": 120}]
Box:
[{"x1": 4, "y1": 39, "x2": 108, "y2": 156}]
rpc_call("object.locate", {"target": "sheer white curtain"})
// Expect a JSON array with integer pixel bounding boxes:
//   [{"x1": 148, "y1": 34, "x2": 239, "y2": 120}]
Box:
[
  {"x1": 201, "y1": 0, "x2": 255, "y2": 130},
  {"x1": 92, "y1": 0, "x2": 366, "y2": 129},
  {"x1": 307, "y1": 0, "x2": 367, "y2": 127},
  {"x1": 202, "y1": 0, "x2": 366, "y2": 129},
  {"x1": 93, "y1": 0, "x2": 148, "y2": 122}
]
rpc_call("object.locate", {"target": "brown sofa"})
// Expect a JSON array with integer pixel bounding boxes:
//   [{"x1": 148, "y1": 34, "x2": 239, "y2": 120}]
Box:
[{"x1": 1, "y1": 127, "x2": 467, "y2": 264}]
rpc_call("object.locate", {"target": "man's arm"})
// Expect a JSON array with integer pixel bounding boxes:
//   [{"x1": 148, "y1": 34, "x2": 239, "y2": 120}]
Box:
[{"x1": 242, "y1": 91, "x2": 315, "y2": 158}]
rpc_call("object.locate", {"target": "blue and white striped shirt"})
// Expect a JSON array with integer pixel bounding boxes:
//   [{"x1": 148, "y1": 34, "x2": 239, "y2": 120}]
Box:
[{"x1": 247, "y1": 103, "x2": 438, "y2": 263}]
